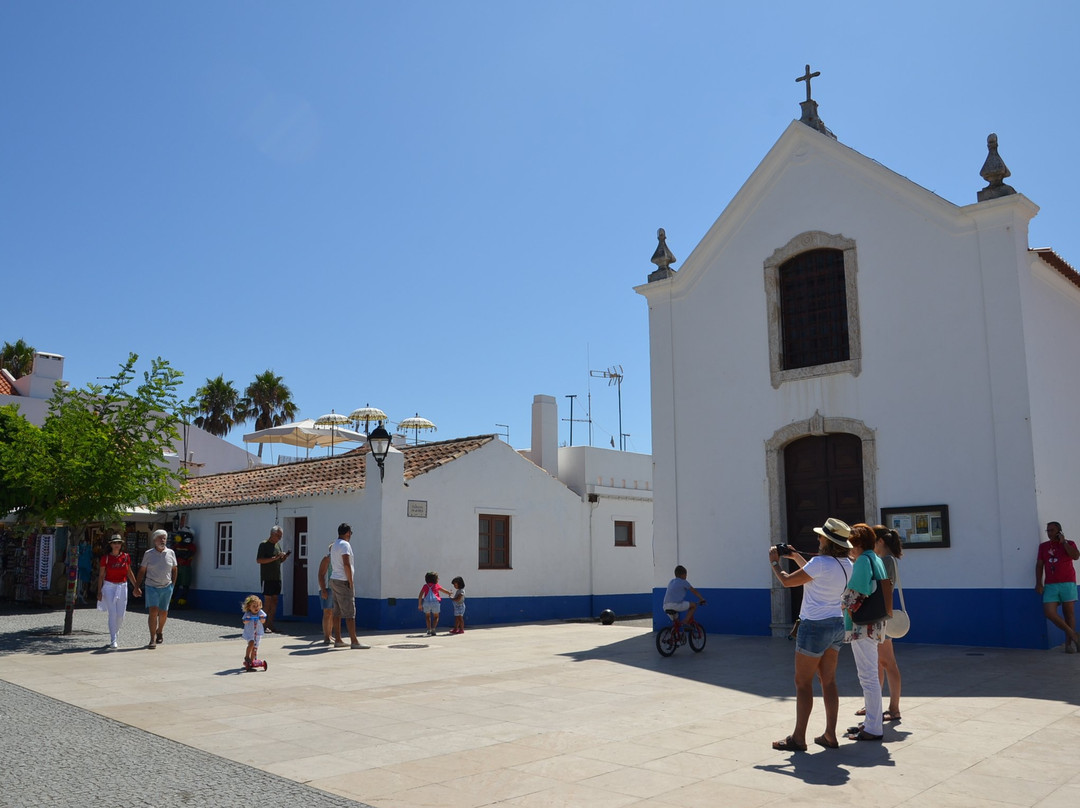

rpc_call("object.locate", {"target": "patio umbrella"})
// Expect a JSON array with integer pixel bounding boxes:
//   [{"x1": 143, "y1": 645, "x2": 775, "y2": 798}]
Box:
[
  {"x1": 398, "y1": 414, "x2": 437, "y2": 445},
  {"x1": 349, "y1": 405, "x2": 388, "y2": 433},
  {"x1": 315, "y1": 410, "x2": 351, "y2": 457},
  {"x1": 243, "y1": 418, "x2": 366, "y2": 459}
]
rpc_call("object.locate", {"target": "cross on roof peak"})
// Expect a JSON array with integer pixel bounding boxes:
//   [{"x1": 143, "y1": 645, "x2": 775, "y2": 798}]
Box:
[{"x1": 796, "y1": 64, "x2": 820, "y2": 103}]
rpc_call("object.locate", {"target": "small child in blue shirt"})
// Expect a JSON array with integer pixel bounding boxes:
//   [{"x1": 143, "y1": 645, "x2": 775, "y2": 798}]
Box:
[
  {"x1": 662, "y1": 565, "x2": 706, "y2": 624},
  {"x1": 241, "y1": 594, "x2": 266, "y2": 668}
]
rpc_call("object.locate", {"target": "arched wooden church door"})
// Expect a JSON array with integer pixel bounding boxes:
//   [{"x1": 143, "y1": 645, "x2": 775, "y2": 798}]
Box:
[{"x1": 783, "y1": 433, "x2": 864, "y2": 620}]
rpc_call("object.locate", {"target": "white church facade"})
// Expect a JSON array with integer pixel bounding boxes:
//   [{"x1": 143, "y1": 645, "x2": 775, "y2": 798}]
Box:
[{"x1": 637, "y1": 94, "x2": 1080, "y2": 649}]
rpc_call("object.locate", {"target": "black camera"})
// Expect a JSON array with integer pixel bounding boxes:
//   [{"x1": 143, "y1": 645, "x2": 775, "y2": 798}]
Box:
[{"x1": 773, "y1": 543, "x2": 794, "y2": 556}]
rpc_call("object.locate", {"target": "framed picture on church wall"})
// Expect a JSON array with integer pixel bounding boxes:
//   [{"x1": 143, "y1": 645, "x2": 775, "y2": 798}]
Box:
[{"x1": 880, "y1": 505, "x2": 950, "y2": 549}]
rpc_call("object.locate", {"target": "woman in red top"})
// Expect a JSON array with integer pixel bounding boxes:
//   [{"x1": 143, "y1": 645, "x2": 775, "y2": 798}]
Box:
[{"x1": 96, "y1": 534, "x2": 141, "y2": 649}]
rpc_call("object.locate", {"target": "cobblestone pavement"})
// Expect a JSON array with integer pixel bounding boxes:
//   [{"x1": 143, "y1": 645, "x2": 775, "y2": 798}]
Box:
[
  {"x1": 0, "y1": 604, "x2": 374, "y2": 808},
  {"x1": 0, "y1": 602, "x2": 312, "y2": 656}
]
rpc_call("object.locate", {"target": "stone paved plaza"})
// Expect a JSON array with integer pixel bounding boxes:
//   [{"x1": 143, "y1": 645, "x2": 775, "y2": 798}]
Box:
[{"x1": 1, "y1": 605, "x2": 1079, "y2": 807}]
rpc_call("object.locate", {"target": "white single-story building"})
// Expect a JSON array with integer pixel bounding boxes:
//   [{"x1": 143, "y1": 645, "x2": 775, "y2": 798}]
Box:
[
  {"x1": 168, "y1": 395, "x2": 654, "y2": 629},
  {"x1": 636, "y1": 94, "x2": 1080, "y2": 648}
]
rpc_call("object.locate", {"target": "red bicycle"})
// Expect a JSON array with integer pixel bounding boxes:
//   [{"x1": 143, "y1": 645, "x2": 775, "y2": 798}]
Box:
[{"x1": 656, "y1": 604, "x2": 707, "y2": 657}]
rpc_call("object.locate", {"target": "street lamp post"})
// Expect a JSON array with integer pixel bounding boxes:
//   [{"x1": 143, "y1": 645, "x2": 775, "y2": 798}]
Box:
[{"x1": 367, "y1": 422, "x2": 392, "y2": 481}]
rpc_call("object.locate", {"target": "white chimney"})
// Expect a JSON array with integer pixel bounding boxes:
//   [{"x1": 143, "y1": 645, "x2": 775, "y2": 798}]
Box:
[
  {"x1": 530, "y1": 394, "x2": 558, "y2": 477},
  {"x1": 13, "y1": 352, "x2": 65, "y2": 399}
]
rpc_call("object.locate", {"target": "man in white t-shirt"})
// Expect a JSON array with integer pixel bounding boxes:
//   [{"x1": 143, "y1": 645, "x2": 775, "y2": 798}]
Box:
[{"x1": 329, "y1": 523, "x2": 367, "y2": 649}]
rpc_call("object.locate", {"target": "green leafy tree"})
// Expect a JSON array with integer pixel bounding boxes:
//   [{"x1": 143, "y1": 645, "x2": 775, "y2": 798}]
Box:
[
  {"x1": 0, "y1": 339, "x2": 36, "y2": 378},
  {"x1": 193, "y1": 375, "x2": 244, "y2": 438},
  {"x1": 0, "y1": 405, "x2": 46, "y2": 516},
  {"x1": 0, "y1": 354, "x2": 187, "y2": 634},
  {"x1": 242, "y1": 370, "x2": 298, "y2": 457}
]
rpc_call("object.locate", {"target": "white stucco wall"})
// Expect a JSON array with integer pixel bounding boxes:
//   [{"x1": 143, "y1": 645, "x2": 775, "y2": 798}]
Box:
[
  {"x1": 558, "y1": 445, "x2": 653, "y2": 598},
  {"x1": 166, "y1": 424, "x2": 263, "y2": 477},
  {"x1": 1021, "y1": 254, "x2": 1080, "y2": 535},
  {"x1": 372, "y1": 441, "x2": 589, "y2": 602},
  {"x1": 0, "y1": 395, "x2": 49, "y2": 425}
]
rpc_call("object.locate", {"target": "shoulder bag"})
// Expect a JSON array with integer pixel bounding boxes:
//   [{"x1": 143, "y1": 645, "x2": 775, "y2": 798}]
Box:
[{"x1": 850, "y1": 559, "x2": 888, "y2": 625}]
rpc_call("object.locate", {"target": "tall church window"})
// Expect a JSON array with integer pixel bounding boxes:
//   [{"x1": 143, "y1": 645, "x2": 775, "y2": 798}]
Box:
[
  {"x1": 764, "y1": 231, "x2": 861, "y2": 387},
  {"x1": 779, "y1": 248, "x2": 848, "y2": 369}
]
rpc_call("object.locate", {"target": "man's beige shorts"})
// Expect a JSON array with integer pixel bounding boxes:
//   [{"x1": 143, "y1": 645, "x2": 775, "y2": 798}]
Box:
[{"x1": 330, "y1": 579, "x2": 355, "y2": 619}]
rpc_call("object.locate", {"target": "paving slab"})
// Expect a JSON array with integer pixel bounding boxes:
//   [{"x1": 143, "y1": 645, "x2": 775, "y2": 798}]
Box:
[{"x1": 1, "y1": 606, "x2": 1079, "y2": 807}]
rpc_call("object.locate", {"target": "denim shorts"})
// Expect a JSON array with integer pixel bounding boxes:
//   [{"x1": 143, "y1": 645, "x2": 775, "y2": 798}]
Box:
[
  {"x1": 795, "y1": 616, "x2": 845, "y2": 658},
  {"x1": 319, "y1": 589, "x2": 334, "y2": 611},
  {"x1": 144, "y1": 584, "x2": 174, "y2": 611},
  {"x1": 1043, "y1": 582, "x2": 1079, "y2": 604}
]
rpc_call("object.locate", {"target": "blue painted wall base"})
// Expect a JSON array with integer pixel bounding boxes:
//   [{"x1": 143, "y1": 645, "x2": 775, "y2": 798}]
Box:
[
  {"x1": 652, "y1": 587, "x2": 1059, "y2": 649},
  {"x1": 186, "y1": 589, "x2": 650, "y2": 631}
]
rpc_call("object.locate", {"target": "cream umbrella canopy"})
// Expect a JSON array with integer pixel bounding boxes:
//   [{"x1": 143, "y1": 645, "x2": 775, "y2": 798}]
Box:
[
  {"x1": 243, "y1": 418, "x2": 366, "y2": 458},
  {"x1": 349, "y1": 405, "x2": 388, "y2": 433},
  {"x1": 315, "y1": 410, "x2": 351, "y2": 457},
  {"x1": 398, "y1": 414, "x2": 437, "y2": 445}
]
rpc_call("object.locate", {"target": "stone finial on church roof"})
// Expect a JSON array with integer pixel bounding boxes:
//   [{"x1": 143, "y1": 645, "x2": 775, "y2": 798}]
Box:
[
  {"x1": 977, "y1": 133, "x2": 1016, "y2": 202},
  {"x1": 648, "y1": 228, "x2": 677, "y2": 283},
  {"x1": 796, "y1": 64, "x2": 836, "y2": 140}
]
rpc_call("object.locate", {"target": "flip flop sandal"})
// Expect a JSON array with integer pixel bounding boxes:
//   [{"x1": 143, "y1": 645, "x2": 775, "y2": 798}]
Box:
[
  {"x1": 771, "y1": 735, "x2": 808, "y2": 752},
  {"x1": 854, "y1": 707, "x2": 867, "y2": 716},
  {"x1": 814, "y1": 735, "x2": 840, "y2": 749},
  {"x1": 882, "y1": 710, "x2": 902, "y2": 722},
  {"x1": 845, "y1": 725, "x2": 864, "y2": 735},
  {"x1": 845, "y1": 729, "x2": 883, "y2": 741}
]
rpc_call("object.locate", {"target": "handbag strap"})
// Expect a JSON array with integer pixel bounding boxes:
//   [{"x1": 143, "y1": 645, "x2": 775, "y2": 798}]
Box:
[
  {"x1": 893, "y1": 558, "x2": 906, "y2": 612},
  {"x1": 833, "y1": 556, "x2": 849, "y2": 585}
]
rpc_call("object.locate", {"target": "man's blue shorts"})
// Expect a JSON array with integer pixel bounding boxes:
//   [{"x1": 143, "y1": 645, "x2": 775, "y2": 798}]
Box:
[
  {"x1": 795, "y1": 616, "x2": 845, "y2": 658},
  {"x1": 145, "y1": 584, "x2": 174, "y2": 611},
  {"x1": 1043, "y1": 582, "x2": 1078, "y2": 604}
]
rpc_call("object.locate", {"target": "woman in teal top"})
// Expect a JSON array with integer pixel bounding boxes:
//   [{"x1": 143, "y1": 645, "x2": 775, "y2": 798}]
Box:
[{"x1": 841, "y1": 523, "x2": 891, "y2": 741}]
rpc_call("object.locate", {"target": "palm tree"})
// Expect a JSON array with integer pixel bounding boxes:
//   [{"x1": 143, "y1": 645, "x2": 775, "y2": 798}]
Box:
[
  {"x1": 193, "y1": 375, "x2": 244, "y2": 438},
  {"x1": 242, "y1": 370, "x2": 298, "y2": 457},
  {"x1": 0, "y1": 339, "x2": 36, "y2": 378}
]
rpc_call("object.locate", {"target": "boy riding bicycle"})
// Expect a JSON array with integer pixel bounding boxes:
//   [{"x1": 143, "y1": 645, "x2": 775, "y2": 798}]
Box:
[{"x1": 663, "y1": 565, "x2": 706, "y2": 625}]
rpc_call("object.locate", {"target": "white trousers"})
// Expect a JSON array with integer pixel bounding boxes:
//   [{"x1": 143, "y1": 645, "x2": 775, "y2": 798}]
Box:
[
  {"x1": 851, "y1": 634, "x2": 883, "y2": 735},
  {"x1": 98, "y1": 581, "x2": 129, "y2": 643}
]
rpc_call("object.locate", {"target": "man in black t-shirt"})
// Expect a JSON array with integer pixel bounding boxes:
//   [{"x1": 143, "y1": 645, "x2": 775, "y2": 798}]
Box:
[{"x1": 256, "y1": 526, "x2": 289, "y2": 632}]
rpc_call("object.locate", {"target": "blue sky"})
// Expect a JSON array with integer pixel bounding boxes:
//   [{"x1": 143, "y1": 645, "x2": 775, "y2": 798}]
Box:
[{"x1": 3, "y1": 2, "x2": 1077, "y2": 459}]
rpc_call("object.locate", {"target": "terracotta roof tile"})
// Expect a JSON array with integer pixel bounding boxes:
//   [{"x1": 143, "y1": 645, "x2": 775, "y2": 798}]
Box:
[
  {"x1": 0, "y1": 372, "x2": 14, "y2": 397},
  {"x1": 172, "y1": 434, "x2": 496, "y2": 508},
  {"x1": 1032, "y1": 248, "x2": 1080, "y2": 290},
  {"x1": 404, "y1": 435, "x2": 496, "y2": 478}
]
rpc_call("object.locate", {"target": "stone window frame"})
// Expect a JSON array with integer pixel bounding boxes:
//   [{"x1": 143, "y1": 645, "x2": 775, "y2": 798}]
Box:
[{"x1": 764, "y1": 231, "x2": 862, "y2": 388}]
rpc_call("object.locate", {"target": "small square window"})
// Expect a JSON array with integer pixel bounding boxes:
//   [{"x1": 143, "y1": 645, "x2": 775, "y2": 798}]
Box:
[{"x1": 614, "y1": 520, "x2": 634, "y2": 547}]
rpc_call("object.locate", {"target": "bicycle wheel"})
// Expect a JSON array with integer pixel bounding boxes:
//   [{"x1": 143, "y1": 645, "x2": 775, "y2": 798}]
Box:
[
  {"x1": 687, "y1": 622, "x2": 707, "y2": 653},
  {"x1": 655, "y1": 627, "x2": 677, "y2": 657}
]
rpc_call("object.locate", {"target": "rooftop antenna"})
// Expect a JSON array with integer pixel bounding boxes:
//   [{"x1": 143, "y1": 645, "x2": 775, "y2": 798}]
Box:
[
  {"x1": 589, "y1": 365, "x2": 625, "y2": 450},
  {"x1": 563, "y1": 394, "x2": 590, "y2": 447},
  {"x1": 495, "y1": 423, "x2": 510, "y2": 443}
]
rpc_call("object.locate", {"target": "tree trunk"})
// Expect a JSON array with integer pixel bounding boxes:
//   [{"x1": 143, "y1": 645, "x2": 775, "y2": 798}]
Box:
[{"x1": 62, "y1": 526, "x2": 84, "y2": 635}]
